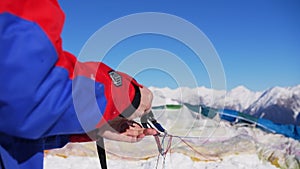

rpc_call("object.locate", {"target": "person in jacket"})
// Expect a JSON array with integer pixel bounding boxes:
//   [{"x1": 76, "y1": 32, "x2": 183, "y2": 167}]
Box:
[{"x1": 0, "y1": 0, "x2": 157, "y2": 168}]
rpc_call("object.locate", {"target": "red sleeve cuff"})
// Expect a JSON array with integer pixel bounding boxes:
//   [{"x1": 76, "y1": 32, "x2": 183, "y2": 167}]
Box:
[{"x1": 73, "y1": 62, "x2": 142, "y2": 128}]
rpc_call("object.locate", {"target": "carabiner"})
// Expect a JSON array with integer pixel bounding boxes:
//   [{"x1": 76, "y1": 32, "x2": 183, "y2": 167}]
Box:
[{"x1": 140, "y1": 110, "x2": 167, "y2": 134}]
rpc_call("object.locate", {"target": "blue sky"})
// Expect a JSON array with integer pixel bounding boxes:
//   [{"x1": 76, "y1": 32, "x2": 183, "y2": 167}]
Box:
[{"x1": 58, "y1": 0, "x2": 300, "y2": 91}]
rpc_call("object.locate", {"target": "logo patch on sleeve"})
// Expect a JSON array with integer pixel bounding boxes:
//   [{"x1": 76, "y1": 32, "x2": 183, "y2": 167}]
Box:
[{"x1": 109, "y1": 71, "x2": 122, "y2": 87}]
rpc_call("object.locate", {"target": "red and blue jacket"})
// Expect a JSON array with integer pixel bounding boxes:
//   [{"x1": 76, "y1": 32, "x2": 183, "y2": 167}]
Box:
[{"x1": 0, "y1": 0, "x2": 141, "y2": 168}]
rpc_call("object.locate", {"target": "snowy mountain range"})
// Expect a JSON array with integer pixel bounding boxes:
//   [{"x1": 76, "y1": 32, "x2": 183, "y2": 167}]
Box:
[{"x1": 149, "y1": 85, "x2": 300, "y2": 125}]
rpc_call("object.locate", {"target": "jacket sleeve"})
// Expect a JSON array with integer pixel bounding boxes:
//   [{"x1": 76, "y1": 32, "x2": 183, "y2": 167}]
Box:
[{"x1": 0, "y1": 0, "x2": 141, "y2": 139}]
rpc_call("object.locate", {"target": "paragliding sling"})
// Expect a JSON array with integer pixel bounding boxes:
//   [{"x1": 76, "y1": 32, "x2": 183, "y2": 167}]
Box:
[
  {"x1": 141, "y1": 111, "x2": 211, "y2": 168},
  {"x1": 141, "y1": 111, "x2": 169, "y2": 155},
  {"x1": 96, "y1": 110, "x2": 213, "y2": 169},
  {"x1": 97, "y1": 138, "x2": 107, "y2": 169},
  {"x1": 95, "y1": 111, "x2": 168, "y2": 169}
]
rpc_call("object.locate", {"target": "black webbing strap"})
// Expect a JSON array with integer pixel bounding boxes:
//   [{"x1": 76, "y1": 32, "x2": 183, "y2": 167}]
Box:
[
  {"x1": 96, "y1": 137, "x2": 107, "y2": 169},
  {"x1": 96, "y1": 82, "x2": 140, "y2": 169}
]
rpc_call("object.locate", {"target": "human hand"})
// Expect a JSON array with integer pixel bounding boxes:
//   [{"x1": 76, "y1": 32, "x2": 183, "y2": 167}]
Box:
[
  {"x1": 97, "y1": 86, "x2": 156, "y2": 143},
  {"x1": 97, "y1": 117, "x2": 157, "y2": 143}
]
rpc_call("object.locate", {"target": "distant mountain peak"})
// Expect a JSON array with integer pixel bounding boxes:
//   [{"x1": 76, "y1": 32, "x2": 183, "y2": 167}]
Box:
[
  {"x1": 231, "y1": 85, "x2": 250, "y2": 92},
  {"x1": 150, "y1": 85, "x2": 300, "y2": 125}
]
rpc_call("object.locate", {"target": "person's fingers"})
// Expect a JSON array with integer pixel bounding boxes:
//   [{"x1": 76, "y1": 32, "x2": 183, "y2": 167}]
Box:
[
  {"x1": 128, "y1": 123, "x2": 143, "y2": 133},
  {"x1": 143, "y1": 128, "x2": 158, "y2": 135},
  {"x1": 131, "y1": 122, "x2": 142, "y2": 129},
  {"x1": 101, "y1": 129, "x2": 154, "y2": 143},
  {"x1": 123, "y1": 128, "x2": 143, "y2": 137},
  {"x1": 97, "y1": 118, "x2": 157, "y2": 143},
  {"x1": 120, "y1": 132, "x2": 145, "y2": 143},
  {"x1": 99, "y1": 128, "x2": 143, "y2": 143},
  {"x1": 122, "y1": 128, "x2": 156, "y2": 139},
  {"x1": 129, "y1": 135, "x2": 144, "y2": 143}
]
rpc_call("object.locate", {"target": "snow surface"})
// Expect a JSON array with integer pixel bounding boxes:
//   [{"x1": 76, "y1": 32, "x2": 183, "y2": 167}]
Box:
[
  {"x1": 44, "y1": 107, "x2": 300, "y2": 169},
  {"x1": 44, "y1": 153, "x2": 278, "y2": 169},
  {"x1": 44, "y1": 85, "x2": 300, "y2": 169}
]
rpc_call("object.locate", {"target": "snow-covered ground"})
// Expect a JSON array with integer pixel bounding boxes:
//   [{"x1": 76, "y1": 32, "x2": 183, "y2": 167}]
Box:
[
  {"x1": 44, "y1": 107, "x2": 300, "y2": 169},
  {"x1": 44, "y1": 85, "x2": 300, "y2": 169},
  {"x1": 44, "y1": 153, "x2": 278, "y2": 169}
]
